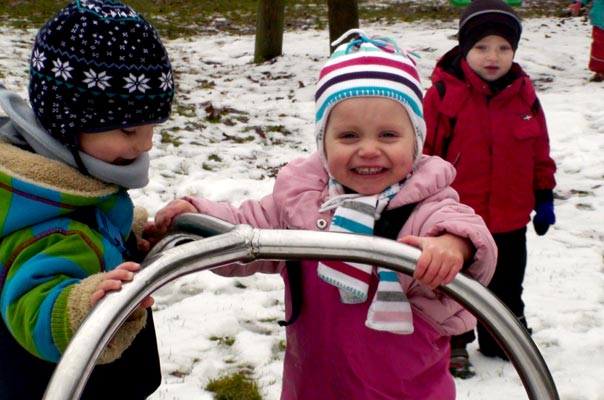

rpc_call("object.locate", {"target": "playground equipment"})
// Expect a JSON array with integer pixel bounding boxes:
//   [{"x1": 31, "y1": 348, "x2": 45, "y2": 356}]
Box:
[{"x1": 43, "y1": 213, "x2": 559, "y2": 400}]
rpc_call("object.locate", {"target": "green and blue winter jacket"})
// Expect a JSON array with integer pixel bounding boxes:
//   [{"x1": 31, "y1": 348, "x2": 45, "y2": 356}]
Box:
[
  {"x1": 0, "y1": 139, "x2": 148, "y2": 362},
  {"x1": 0, "y1": 139, "x2": 161, "y2": 399}
]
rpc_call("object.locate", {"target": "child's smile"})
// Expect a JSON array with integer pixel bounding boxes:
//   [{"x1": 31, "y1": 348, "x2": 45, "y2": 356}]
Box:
[{"x1": 353, "y1": 167, "x2": 386, "y2": 175}]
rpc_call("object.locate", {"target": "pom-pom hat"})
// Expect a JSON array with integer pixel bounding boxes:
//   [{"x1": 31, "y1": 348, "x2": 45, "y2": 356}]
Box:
[
  {"x1": 458, "y1": 0, "x2": 522, "y2": 57},
  {"x1": 28, "y1": 0, "x2": 174, "y2": 148},
  {"x1": 315, "y1": 30, "x2": 426, "y2": 165}
]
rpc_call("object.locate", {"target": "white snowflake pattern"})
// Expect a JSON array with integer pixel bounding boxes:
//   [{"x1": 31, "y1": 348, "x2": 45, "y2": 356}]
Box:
[
  {"x1": 32, "y1": 49, "x2": 46, "y2": 70},
  {"x1": 123, "y1": 73, "x2": 151, "y2": 93},
  {"x1": 83, "y1": 0, "x2": 101, "y2": 13},
  {"x1": 51, "y1": 59, "x2": 73, "y2": 81},
  {"x1": 159, "y1": 71, "x2": 173, "y2": 91},
  {"x1": 83, "y1": 69, "x2": 111, "y2": 90}
]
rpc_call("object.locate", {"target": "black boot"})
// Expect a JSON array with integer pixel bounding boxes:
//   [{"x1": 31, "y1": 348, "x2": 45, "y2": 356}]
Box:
[
  {"x1": 449, "y1": 345, "x2": 476, "y2": 379},
  {"x1": 449, "y1": 331, "x2": 476, "y2": 379}
]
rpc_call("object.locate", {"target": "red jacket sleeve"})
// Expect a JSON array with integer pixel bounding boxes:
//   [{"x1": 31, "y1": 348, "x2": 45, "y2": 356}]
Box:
[
  {"x1": 422, "y1": 85, "x2": 452, "y2": 158},
  {"x1": 532, "y1": 100, "x2": 557, "y2": 191}
]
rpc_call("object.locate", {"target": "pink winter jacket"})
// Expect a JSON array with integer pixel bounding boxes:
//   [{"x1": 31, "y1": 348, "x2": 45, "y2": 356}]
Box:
[{"x1": 185, "y1": 152, "x2": 496, "y2": 399}]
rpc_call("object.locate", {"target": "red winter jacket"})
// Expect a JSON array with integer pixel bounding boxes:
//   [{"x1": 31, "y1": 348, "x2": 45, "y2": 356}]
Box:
[{"x1": 423, "y1": 47, "x2": 556, "y2": 234}]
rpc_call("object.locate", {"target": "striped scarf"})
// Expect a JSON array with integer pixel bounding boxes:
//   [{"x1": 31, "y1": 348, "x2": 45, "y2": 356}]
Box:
[{"x1": 317, "y1": 181, "x2": 414, "y2": 334}]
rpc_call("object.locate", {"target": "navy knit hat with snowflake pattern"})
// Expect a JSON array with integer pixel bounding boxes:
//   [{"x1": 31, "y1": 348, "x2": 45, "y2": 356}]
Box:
[
  {"x1": 315, "y1": 30, "x2": 425, "y2": 165},
  {"x1": 29, "y1": 0, "x2": 174, "y2": 148}
]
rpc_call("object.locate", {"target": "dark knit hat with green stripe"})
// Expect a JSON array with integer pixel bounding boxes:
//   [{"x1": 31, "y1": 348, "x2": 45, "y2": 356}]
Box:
[{"x1": 458, "y1": 0, "x2": 522, "y2": 57}]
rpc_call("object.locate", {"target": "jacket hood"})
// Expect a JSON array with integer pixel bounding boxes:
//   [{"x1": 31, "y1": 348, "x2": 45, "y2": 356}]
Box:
[
  {"x1": 431, "y1": 46, "x2": 535, "y2": 105},
  {"x1": 0, "y1": 140, "x2": 121, "y2": 237},
  {"x1": 273, "y1": 152, "x2": 457, "y2": 226},
  {"x1": 388, "y1": 154, "x2": 457, "y2": 209}
]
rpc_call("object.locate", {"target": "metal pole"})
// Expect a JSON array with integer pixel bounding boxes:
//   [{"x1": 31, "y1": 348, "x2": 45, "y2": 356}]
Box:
[{"x1": 43, "y1": 215, "x2": 559, "y2": 400}]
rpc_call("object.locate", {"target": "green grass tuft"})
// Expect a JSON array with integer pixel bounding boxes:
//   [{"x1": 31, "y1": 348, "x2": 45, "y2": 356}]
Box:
[{"x1": 206, "y1": 371, "x2": 262, "y2": 400}]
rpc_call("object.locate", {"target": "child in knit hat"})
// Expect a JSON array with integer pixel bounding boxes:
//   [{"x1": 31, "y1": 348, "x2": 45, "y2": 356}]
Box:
[
  {"x1": 423, "y1": 0, "x2": 557, "y2": 379},
  {"x1": 568, "y1": 0, "x2": 604, "y2": 82},
  {"x1": 0, "y1": 0, "x2": 174, "y2": 398},
  {"x1": 149, "y1": 30, "x2": 496, "y2": 399}
]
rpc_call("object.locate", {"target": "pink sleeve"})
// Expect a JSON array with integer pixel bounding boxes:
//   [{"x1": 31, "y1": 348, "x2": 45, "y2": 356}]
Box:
[
  {"x1": 181, "y1": 194, "x2": 284, "y2": 276},
  {"x1": 407, "y1": 192, "x2": 497, "y2": 286}
]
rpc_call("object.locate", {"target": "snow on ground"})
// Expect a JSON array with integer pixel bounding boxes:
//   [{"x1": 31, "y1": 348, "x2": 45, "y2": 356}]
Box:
[{"x1": 1, "y1": 12, "x2": 603, "y2": 400}]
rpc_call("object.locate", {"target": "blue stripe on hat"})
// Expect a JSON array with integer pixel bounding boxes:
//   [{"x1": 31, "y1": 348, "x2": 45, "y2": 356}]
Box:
[{"x1": 316, "y1": 87, "x2": 423, "y2": 122}]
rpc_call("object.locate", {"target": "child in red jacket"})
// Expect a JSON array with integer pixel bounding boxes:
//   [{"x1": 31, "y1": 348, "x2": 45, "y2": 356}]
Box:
[
  {"x1": 422, "y1": 0, "x2": 557, "y2": 379},
  {"x1": 568, "y1": 0, "x2": 604, "y2": 81}
]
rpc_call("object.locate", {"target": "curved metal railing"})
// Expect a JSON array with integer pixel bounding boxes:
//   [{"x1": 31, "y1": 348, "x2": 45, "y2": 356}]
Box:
[{"x1": 43, "y1": 214, "x2": 559, "y2": 400}]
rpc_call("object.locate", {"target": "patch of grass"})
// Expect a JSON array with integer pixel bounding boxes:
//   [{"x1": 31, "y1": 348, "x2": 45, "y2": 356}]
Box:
[
  {"x1": 206, "y1": 370, "x2": 262, "y2": 400},
  {"x1": 0, "y1": 1, "x2": 571, "y2": 39},
  {"x1": 266, "y1": 125, "x2": 293, "y2": 136},
  {"x1": 221, "y1": 133, "x2": 255, "y2": 143},
  {"x1": 208, "y1": 154, "x2": 223, "y2": 162},
  {"x1": 272, "y1": 339, "x2": 286, "y2": 359},
  {"x1": 160, "y1": 130, "x2": 182, "y2": 147},
  {"x1": 198, "y1": 79, "x2": 217, "y2": 90},
  {"x1": 172, "y1": 101, "x2": 197, "y2": 118},
  {"x1": 210, "y1": 336, "x2": 236, "y2": 346}
]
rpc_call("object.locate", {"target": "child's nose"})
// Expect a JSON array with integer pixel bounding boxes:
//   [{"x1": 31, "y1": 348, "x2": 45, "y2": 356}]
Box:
[
  {"x1": 486, "y1": 49, "x2": 499, "y2": 60},
  {"x1": 358, "y1": 141, "x2": 380, "y2": 157},
  {"x1": 135, "y1": 127, "x2": 154, "y2": 152}
]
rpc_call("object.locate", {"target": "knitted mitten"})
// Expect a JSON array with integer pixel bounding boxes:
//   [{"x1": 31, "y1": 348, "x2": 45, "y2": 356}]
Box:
[
  {"x1": 533, "y1": 190, "x2": 555, "y2": 236},
  {"x1": 68, "y1": 274, "x2": 147, "y2": 364}
]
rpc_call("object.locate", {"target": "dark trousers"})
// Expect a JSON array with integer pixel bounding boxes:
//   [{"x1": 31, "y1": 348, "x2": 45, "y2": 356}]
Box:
[
  {"x1": 0, "y1": 309, "x2": 161, "y2": 399},
  {"x1": 451, "y1": 227, "x2": 529, "y2": 358}
]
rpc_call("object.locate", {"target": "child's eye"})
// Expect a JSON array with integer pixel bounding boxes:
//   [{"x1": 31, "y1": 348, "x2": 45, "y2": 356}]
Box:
[
  {"x1": 121, "y1": 128, "x2": 136, "y2": 135},
  {"x1": 381, "y1": 131, "x2": 398, "y2": 138},
  {"x1": 338, "y1": 131, "x2": 358, "y2": 140},
  {"x1": 380, "y1": 131, "x2": 402, "y2": 141}
]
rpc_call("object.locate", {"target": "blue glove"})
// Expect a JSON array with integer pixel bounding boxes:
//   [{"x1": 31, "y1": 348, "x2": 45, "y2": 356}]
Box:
[{"x1": 533, "y1": 190, "x2": 555, "y2": 236}]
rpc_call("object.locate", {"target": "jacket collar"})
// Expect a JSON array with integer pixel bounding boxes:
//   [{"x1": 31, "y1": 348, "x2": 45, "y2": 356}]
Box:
[{"x1": 0, "y1": 140, "x2": 125, "y2": 237}]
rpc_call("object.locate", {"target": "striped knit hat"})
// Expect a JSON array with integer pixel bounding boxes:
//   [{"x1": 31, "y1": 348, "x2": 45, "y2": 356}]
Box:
[{"x1": 315, "y1": 30, "x2": 425, "y2": 165}]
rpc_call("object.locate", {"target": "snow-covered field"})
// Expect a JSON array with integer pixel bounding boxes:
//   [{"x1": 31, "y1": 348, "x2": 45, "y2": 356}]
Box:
[{"x1": 1, "y1": 12, "x2": 603, "y2": 400}]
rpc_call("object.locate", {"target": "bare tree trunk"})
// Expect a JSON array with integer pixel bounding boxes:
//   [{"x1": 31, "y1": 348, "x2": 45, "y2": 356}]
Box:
[
  {"x1": 254, "y1": 0, "x2": 285, "y2": 63},
  {"x1": 327, "y1": 0, "x2": 359, "y2": 54}
]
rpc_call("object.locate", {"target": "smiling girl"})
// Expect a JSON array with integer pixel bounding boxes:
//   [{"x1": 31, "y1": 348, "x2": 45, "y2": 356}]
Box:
[{"x1": 150, "y1": 30, "x2": 496, "y2": 399}]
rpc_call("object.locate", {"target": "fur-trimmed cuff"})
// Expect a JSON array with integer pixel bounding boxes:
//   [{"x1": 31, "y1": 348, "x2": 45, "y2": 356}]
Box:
[
  {"x1": 132, "y1": 206, "x2": 149, "y2": 243},
  {"x1": 68, "y1": 274, "x2": 147, "y2": 365}
]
